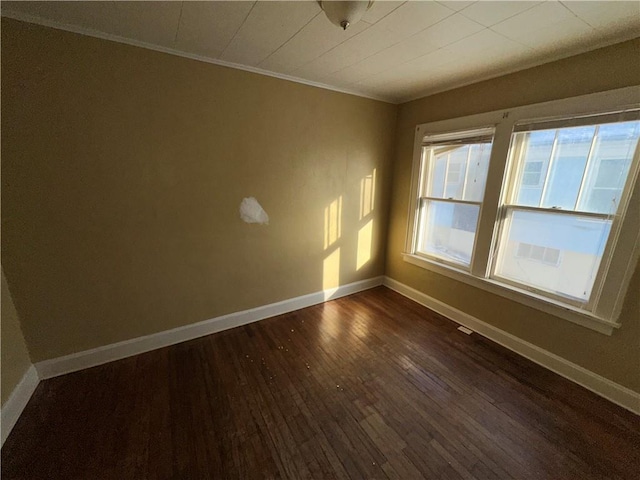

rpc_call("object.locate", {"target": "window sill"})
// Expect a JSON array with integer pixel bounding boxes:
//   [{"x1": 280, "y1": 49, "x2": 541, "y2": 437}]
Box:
[{"x1": 402, "y1": 253, "x2": 620, "y2": 335}]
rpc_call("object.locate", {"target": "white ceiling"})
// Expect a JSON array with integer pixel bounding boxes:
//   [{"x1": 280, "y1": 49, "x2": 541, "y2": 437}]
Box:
[{"x1": 2, "y1": 1, "x2": 639, "y2": 103}]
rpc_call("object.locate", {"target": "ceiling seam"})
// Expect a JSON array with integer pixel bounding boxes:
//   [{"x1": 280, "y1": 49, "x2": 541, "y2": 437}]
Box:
[
  {"x1": 257, "y1": 11, "x2": 323, "y2": 68},
  {"x1": 459, "y1": 0, "x2": 542, "y2": 29},
  {"x1": 559, "y1": 1, "x2": 598, "y2": 29},
  {"x1": 219, "y1": 0, "x2": 258, "y2": 58},
  {"x1": 286, "y1": 1, "x2": 408, "y2": 75},
  {"x1": 486, "y1": 29, "x2": 532, "y2": 50},
  {"x1": 397, "y1": 33, "x2": 638, "y2": 103},
  {"x1": 325, "y1": 9, "x2": 476, "y2": 87},
  {"x1": 173, "y1": 2, "x2": 184, "y2": 45},
  {"x1": 485, "y1": 3, "x2": 595, "y2": 49},
  {"x1": 358, "y1": 1, "x2": 596, "y2": 92},
  {"x1": 353, "y1": 2, "x2": 582, "y2": 92}
]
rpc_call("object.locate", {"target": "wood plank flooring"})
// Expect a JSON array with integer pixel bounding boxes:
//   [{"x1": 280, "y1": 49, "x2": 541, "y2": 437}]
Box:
[{"x1": 3, "y1": 287, "x2": 639, "y2": 479}]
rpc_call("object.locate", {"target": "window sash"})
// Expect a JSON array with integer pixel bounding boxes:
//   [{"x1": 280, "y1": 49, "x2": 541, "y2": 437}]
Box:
[
  {"x1": 421, "y1": 126, "x2": 495, "y2": 146},
  {"x1": 496, "y1": 117, "x2": 640, "y2": 311},
  {"x1": 415, "y1": 198, "x2": 481, "y2": 270},
  {"x1": 420, "y1": 142, "x2": 493, "y2": 201},
  {"x1": 506, "y1": 123, "x2": 639, "y2": 214},
  {"x1": 415, "y1": 130, "x2": 494, "y2": 271},
  {"x1": 497, "y1": 203, "x2": 610, "y2": 219},
  {"x1": 490, "y1": 206, "x2": 611, "y2": 309},
  {"x1": 419, "y1": 196, "x2": 481, "y2": 206},
  {"x1": 513, "y1": 109, "x2": 640, "y2": 133}
]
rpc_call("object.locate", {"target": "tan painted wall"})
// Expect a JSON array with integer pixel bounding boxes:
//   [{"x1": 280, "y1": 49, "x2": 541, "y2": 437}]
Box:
[
  {"x1": 1, "y1": 19, "x2": 397, "y2": 361},
  {"x1": 1, "y1": 268, "x2": 32, "y2": 406},
  {"x1": 387, "y1": 38, "x2": 640, "y2": 392}
]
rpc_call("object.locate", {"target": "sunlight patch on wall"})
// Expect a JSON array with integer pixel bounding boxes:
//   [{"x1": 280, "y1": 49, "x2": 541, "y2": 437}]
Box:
[
  {"x1": 360, "y1": 169, "x2": 376, "y2": 220},
  {"x1": 324, "y1": 196, "x2": 343, "y2": 250},
  {"x1": 357, "y1": 219, "x2": 374, "y2": 270},
  {"x1": 323, "y1": 247, "x2": 341, "y2": 292}
]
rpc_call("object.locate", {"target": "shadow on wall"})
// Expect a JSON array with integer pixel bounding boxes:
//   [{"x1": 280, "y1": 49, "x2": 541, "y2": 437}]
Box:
[{"x1": 323, "y1": 168, "x2": 377, "y2": 300}]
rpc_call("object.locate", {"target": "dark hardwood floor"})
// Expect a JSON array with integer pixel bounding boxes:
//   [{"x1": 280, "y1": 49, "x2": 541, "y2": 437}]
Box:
[{"x1": 3, "y1": 287, "x2": 639, "y2": 479}]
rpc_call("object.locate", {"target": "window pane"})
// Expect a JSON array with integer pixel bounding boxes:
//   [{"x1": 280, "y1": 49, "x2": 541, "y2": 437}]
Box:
[
  {"x1": 494, "y1": 210, "x2": 611, "y2": 301},
  {"x1": 577, "y1": 121, "x2": 640, "y2": 214},
  {"x1": 514, "y1": 130, "x2": 555, "y2": 206},
  {"x1": 444, "y1": 147, "x2": 468, "y2": 199},
  {"x1": 424, "y1": 142, "x2": 492, "y2": 201},
  {"x1": 463, "y1": 144, "x2": 491, "y2": 201},
  {"x1": 417, "y1": 200, "x2": 479, "y2": 266},
  {"x1": 428, "y1": 152, "x2": 447, "y2": 198},
  {"x1": 541, "y1": 126, "x2": 595, "y2": 209}
]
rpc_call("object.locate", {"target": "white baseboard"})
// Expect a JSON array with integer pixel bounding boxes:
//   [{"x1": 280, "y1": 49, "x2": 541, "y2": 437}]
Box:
[
  {"x1": 383, "y1": 276, "x2": 640, "y2": 415},
  {"x1": 1, "y1": 365, "x2": 40, "y2": 446},
  {"x1": 35, "y1": 276, "x2": 384, "y2": 380}
]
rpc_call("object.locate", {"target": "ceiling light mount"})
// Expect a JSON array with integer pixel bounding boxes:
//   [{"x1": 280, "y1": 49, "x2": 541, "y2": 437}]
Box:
[{"x1": 319, "y1": 1, "x2": 374, "y2": 31}]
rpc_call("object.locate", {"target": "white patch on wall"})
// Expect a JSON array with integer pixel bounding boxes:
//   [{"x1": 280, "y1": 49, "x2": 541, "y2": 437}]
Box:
[{"x1": 239, "y1": 197, "x2": 269, "y2": 225}]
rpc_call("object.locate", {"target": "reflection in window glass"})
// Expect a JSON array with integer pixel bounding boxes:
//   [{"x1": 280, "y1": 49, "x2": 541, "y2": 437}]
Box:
[
  {"x1": 429, "y1": 155, "x2": 447, "y2": 198},
  {"x1": 515, "y1": 130, "x2": 555, "y2": 206},
  {"x1": 511, "y1": 121, "x2": 640, "y2": 214},
  {"x1": 417, "y1": 200, "x2": 479, "y2": 266},
  {"x1": 464, "y1": 145, "x2": 492, "y2": 202},
  {"x1": 578, "y1": 121, "x2": 640, "y2": 213},
  {"x1": 541, "y1": 126, "x2": 595, "y2": 210},
  {"x1": 425, "y1": 143, "x2": 492, "y2": 201},
  {"x1": 444, "y1": 148, "x2": 467, "y2": 198},
  {"x1": 522, "y1": 161, "x2": 544, "y2": 186},
  {"x1": 495, "y1": 210, "x2": 611, "y2": 300}
]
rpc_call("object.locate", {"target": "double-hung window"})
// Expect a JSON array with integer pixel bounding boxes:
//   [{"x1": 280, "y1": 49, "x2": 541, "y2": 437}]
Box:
[
  {"x1": 405, "y1": 87, "x2": 640, "y2": 334},
  {"x1": 416, "y1": 128, "x2": 493, "y2": 268},
  {"x1": 493, "y1": 115, "x2": 640, "y2": 308}
]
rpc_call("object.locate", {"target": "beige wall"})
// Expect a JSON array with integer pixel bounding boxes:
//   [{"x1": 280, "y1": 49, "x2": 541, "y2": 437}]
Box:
[
  {"x1": 1, "y1": 268, "x2": 32, "y2": 405},
  {"x1": 387, "y1": 38, "x2": 640, "y2": 392},
  {"x1": 1, "y1": 19, "x2": 397, "y2": 361}
]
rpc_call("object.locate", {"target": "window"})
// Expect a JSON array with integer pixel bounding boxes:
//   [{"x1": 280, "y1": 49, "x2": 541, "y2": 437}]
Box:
[
  {"x1": 493, "y1": 119, "x2": 640, "y2": 305},
  {"x1": 415, "y1": 128, "x2": 493, "y2": 268},
  {"x1": 405, "y1": 87, "x2": 640, "y2": 334}
]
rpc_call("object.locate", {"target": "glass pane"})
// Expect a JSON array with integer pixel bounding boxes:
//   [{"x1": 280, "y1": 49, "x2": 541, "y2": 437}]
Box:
[
  {"x1": 494, "y1": 209, "x2": 612, "y2": 301},
  {"x1": 444, "y1": 146, "x2": 468, "y2": 199},
  {"x1": 417, "y1": 200, "x2": 479, "y2": 267},
  {"x1": 424, "y1": 142, "x2": 492, "y2": 201},
  {"x1": 541, "y1": 126, "x2": 595, "y2": 209},
  {"x1": 514, "y1": 130, "x2": 555, "y2": 206},
  {"x1": 577, "y1": 121, "x2": 640, "y2": 214},
  {"x1": 463, "y1": 144, "x2": 491, "y2": 201},
  {"x1": 428, "y1": 151, "x2": 447, "y2": 198}
]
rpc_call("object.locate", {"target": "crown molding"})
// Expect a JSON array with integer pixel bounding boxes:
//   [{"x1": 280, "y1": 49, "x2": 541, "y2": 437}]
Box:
[{"x1": 0, "y1": 9, "x2": 396, "y2": 105}]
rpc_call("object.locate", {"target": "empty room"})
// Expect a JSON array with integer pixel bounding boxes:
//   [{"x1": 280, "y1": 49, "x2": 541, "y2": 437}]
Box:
[{"x1": 1, "y1": 1, "x2": 639, "y2": 478}]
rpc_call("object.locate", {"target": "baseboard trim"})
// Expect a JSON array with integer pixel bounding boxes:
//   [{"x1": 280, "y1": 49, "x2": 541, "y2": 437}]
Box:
[
  {"x1": 1, "y1": 365, "x2": 40, "y2": 446},
  {"x1": 35, "y1": 276, "x2": 384, "y2": 380},
  {"x1": 382, "y1": 276, "x2": 640, "y2": 415}
]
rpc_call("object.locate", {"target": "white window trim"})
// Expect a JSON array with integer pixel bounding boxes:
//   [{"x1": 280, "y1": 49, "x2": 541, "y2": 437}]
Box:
[{"x1": 404, "y1": 86, "x2": 640, "y2": 336}]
